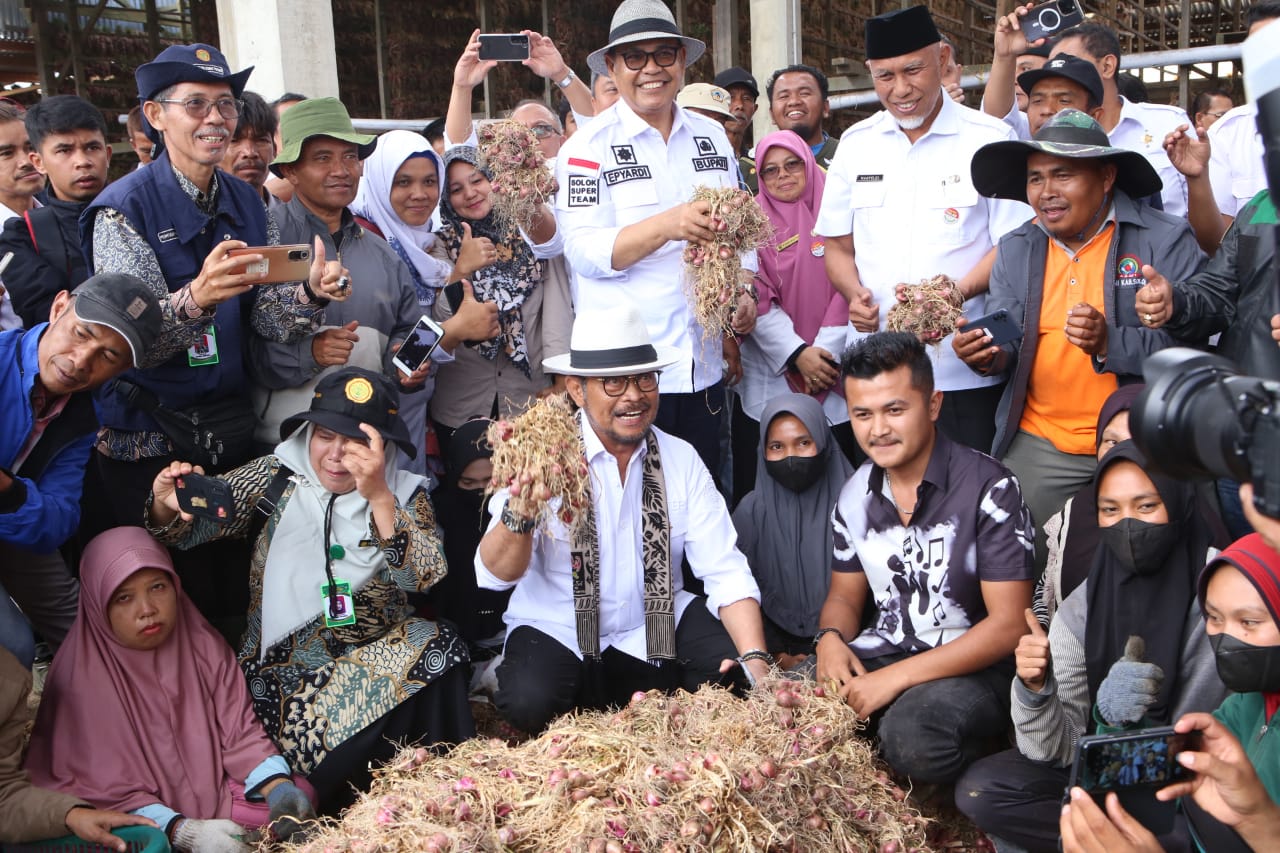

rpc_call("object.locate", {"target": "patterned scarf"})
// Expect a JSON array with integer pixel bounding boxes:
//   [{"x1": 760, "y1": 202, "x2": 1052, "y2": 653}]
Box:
[
  {"x1": 438, "y1": 145, "x2": 541, "y2": 378},
  {"x1": 571, "y1": 429, "x2": 675, "y2": 663}
]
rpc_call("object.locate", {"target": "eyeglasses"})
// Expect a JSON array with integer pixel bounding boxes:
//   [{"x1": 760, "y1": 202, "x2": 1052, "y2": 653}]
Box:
[
  {"x1": 760, "y1": 157, "x2": 805, "y2": 181},
  {"x1": 154, "y1": 96, "x2": 242, "y2": 121},
  {"x1": 599, "y1": 372, "x2": 659, "y2": 396},
  {"x1": 527, "y1": 123, "x2": 560, "y2": 139},
  {"x1": 616, "y1": 45, "x2": 681, "y2": 71}
]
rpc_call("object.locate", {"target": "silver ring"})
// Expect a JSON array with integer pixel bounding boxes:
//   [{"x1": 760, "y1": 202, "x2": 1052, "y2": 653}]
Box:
[
  {"x1": 1143, "y1": 312, "x2": 1153, "y2": 324},
  {"x1": 337, "y1": 275, "x2": 351, "y2": 293}
]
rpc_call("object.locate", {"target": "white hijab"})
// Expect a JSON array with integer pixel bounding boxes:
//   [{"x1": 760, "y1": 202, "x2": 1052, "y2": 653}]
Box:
[
  {"x1": 350, "y1": 129, "x2": 451, "y2": 305},
  {"x1": 259, "y1": 424, "x2": 425, "y2": 659}
]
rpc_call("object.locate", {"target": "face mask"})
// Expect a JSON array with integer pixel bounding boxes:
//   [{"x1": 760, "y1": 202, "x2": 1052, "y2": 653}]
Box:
[
  {"x1": 1098, "y1": 517, "x2": 1180, "y2": 575},
  {"x1": 765, "y1": 455, "x2": 825, "y2": 493},
  {"x1": 1209, "y1": 632, "x2": 1280, "y2": 694}
]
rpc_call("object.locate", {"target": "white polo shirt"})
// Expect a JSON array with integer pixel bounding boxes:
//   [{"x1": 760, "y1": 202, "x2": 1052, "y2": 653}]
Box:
[
  {"x1": 1208, "y1": 103, "x2": 1265, "y2": 219},
  {"x1": 815, "y1": 93, "x2": 1031, "y2": 392},
  {"x1": 555, "y1": 100, "x2": 754, "y2": 395},
  {"x1": 1108, "y1": 97, "x2": 1189, "y2": 218}
]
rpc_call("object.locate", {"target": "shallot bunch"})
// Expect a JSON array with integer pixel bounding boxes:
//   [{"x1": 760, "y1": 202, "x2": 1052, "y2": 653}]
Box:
[{"x1": 477, "y1": 120, "x2": 557, "y2": 231}]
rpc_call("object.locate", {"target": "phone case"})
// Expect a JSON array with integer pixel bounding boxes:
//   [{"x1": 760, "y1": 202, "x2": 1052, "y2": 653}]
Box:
[
  {"x1": 1068, "y1": 727, "x2": 1199, "y2": 795},
  {"x1": 175, "y1": 474, "x2": 236, "y2": 524},
  {"x1": 1022, "y1": 0, "x2": 1085, "y2": 42},
  {"x1": 478, "y1": 34, "x2": 531, "y2": 61},
  {"x1": 227, "y1": 244, "x2": 312, "y2": 284},
  {"x1": 964, "y1": 309, "x2": 1023, "y2": 347}
]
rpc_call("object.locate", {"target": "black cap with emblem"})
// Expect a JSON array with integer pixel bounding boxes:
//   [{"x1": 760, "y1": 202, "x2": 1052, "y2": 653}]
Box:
[{"x1": 279, "y1": 367, "x2": 417, "y2": 458}]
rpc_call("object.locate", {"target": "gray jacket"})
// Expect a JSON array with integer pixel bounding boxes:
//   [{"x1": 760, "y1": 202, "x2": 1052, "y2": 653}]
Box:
[
  {"x1": 984, "y1": 191, "x2": 1205, "y2": 458},
  {"x1": 1011, "y1": 575, "x2": 1226, "y2": 767},
  {"x1": 248, "y1": 197, "x2": 423, "y2": 446}
]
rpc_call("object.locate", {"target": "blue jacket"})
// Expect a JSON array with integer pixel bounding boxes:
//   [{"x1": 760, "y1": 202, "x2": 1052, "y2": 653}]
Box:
[
  {"x1": 80, "y1": 150, "x2": 267, "y2": 433},
  {"x1": 0, "y1": 326, "x2": 98, "y2": 552},
  {"x1": 985, "y1": 190, "x2": 1206, "y2": 458}
]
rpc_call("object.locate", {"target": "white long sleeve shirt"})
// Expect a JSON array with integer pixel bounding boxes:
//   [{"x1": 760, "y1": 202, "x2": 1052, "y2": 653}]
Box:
[
  {"x1": 477, "y1": 413, "x2": 761, "y2": 661},
  {"x1": 554, "y1": 101, "x2": 756, "y2": 394}
]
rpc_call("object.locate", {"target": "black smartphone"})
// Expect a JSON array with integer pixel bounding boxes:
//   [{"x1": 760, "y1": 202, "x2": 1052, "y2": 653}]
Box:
[
  {"x1": 393, "y1": 314, "x2": 446, "y2": 377},
  {"x1": 1021, "y1": 0, "x2": 1086, "y2": 43},
  {"x1": 963, "y1": 308, "x2": 1023, "y2": 346},
  {"x1": 175, "y1": 473, "x2": 236, "y2": 524},
  {"x1": 478, "y1": 33, "x2": 531, "y2": 62},
  {"x1": 1068, "y1": 727, "x2": 1203, "y2": 795}
]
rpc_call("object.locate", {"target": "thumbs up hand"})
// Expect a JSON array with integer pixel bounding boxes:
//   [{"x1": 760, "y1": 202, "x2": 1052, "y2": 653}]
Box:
[
  {"x1": 1016, "y1": 608, "x2": 1052, "y2": 693},
  {"x1": 1097, "y1": 635, "x2": 1165, "y2": 726}
]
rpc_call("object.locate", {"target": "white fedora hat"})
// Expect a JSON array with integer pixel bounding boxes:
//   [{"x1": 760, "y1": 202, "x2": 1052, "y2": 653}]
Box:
[
  {"x1": 543, "y1": 303, "x2": 683, "y2": 377},
  {"x1": 586, "y1": 0, "x2": 706, "y2": 78}
]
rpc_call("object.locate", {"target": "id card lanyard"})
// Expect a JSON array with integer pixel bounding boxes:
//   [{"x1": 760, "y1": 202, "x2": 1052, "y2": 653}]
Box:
[{"x1": 321, "y1": 493, "x2": 356, "y2": 627}]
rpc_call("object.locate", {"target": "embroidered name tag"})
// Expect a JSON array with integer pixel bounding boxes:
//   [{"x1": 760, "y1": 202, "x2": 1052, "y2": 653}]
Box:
[
  {"x1": 692, "y1": 156, "x2": 729, "y2": 172},
  {"x1": 157, "y1": 228, "x2": 177, "y2": 242},
  {"x1": 567, "y1": 174, "x2": 599, "y2": 207},
  {"x1": 603, "y1": 165, "x2": 652, "y2": 186},
  {"x1": 855, "y1": 174, "x2": 884, "y2": 183}
]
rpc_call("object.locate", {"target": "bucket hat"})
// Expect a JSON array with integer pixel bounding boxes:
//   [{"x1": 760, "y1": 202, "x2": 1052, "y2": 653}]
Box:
[
  {"x1": 270, "y1": 97, "x2": 376, "y2": 176},
  {"x1": 971, "y1": 108, "x2": 1162, "y2": 203}
]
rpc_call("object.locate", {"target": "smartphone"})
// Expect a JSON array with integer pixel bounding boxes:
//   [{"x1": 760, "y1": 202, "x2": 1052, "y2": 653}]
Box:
[
  {"x1": 963, "y1": 308, "x2": 1023, "y2": 347},
  {"x1": 393, "y1": 314, "x2": 446, "y2": 376},
  {"x1": 1068, "y1": 727, "x2": 1203, "y2": 795},
  {"x1": 227, "y1": 244, "x2": 312, "y2": 284},
  {"x1": 175, "y1": 473, "x2": 236, "y2": 523},
  {"x1": 478, "y1": 33, "x2": 531, "y2": 62},
  {"x1": 1021, "y1": 0, "x2": 1085, "y2": 43}
]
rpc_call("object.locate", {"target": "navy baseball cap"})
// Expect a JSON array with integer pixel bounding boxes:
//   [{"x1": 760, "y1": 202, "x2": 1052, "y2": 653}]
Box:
[
  {"x1": 714, "y1": 67, "x2": 759, "y2": 98},
  {"x1": 280, "y1": 367, "x2": 417, "y2": 459},
  {"x1": 1018, "y1": 54, "x2": 1104, "y2": 109}
]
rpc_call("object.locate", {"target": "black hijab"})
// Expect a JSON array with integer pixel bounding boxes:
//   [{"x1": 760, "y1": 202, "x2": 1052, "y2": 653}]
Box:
[
  {"x1": 1060, "y1": 383, "x2": 1147, "y2": 598},
  {"x1": 732, "y1": 394, "x2": 854, "y2": 638},
  {"x1": 1084, "y1": 441, "x2": 1224, "y2": 722}
]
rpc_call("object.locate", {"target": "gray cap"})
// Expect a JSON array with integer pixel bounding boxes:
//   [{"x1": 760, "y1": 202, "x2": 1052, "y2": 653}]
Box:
[{"x1": 71, "y1": 273, "x2": 163, "y2": 367}]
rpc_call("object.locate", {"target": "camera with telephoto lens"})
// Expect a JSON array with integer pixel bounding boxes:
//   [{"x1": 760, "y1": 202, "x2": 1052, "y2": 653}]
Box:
[{"x1": 1131, "y1": 348, "x2": 1280, "y2": 520}]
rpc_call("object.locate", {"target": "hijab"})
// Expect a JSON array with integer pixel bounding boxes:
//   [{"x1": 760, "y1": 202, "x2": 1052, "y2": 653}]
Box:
[
  {"x1": 753, "y1": 131, "x2": 848, "y2": 401},
  {"x1": 1198, "y1": 533, "x2": 1280, "y2": 719},
  {"x1": 25, "y1": 527, "x2": 278, "y2": 818},
  {"x1": 1060, "y1": 384, "x2": 1147, "y2": 598},
  {"x1": 429, "y1": 419, "x2": 511, "y2": 645},
  {"x1": 350, "y1": 129, "x2": 451, "y2": 306},
  {"x1": 260, "y1": 424, "x2": 425, "y2": 658},
  {"x1": 732, "y1": 394, "x2": 854, "y2": 638},
  {"x1": 1084, "y1": 441, "x2": 1226, "y2": 721},
  {"x1": 437, "y1": 145, "x2": 541, "y2": 377}
]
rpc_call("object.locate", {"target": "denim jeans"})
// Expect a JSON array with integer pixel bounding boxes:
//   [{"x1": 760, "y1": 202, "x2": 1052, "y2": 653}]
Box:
[{"x1": 0, "y1": 579, "x2": 36, "y2": 669}]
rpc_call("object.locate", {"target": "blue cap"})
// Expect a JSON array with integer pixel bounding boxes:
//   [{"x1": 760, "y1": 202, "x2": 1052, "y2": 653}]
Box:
[{"x1": 135, "y1": 44, "x2": 252, "y2": 145}]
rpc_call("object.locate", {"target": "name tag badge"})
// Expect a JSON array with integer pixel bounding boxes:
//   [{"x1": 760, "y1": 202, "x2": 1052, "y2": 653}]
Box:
[
  {"x1": 321, "y1": 579, "x2": 356, "y2": 628},
  {"x1": 855, "y1": 174, "x2": 884, "y2": 183},
  {"x1": 187, "y1": 324, "x2": 220, "y2": 367}
]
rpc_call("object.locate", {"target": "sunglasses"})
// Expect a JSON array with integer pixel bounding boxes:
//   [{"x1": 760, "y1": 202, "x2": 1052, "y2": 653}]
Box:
[{"x1": 616, "y1": 45, "x2": 681, "y2": 71}]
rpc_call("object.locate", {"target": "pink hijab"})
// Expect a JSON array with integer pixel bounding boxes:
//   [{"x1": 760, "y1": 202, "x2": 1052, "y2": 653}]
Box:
[
  {"x1": 25, "y1": 527, "x2": 278, "y2": 818},
  {"x1": 753, "y1": 130, "x2": 849, "y2": 346}
]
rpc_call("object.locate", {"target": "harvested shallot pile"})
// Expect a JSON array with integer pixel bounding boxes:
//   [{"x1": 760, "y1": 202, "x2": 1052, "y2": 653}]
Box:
[
  {"x1": 477, "y1": 120, "x2": 557, "y2": 231},
  {"x1": 486, "y1": 394, "x2": 589, "y2": 527},
  {"x1": 682, "y1": 186, "x2": 772, "y2": 338},
  {"x1": 284, "y1": 679, "x2": 932, "y2": 852},
  {"x1": 886, "y1": 275, "x2": 965, "y2": 343}
]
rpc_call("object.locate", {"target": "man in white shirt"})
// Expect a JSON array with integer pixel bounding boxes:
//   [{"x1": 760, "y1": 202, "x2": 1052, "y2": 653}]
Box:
[
  {"x1": 477, "y1": 305, "x2": 771, "y2": 733},
  {"x1": 0, "y1": 103, "x2": 44, "y2": 331},
  {"x1": 554, "y1": 0, "x2": 756, "y2": 474},
  {"x1": 817, "y1": 5, "x2": 1029, "y2": 453}
]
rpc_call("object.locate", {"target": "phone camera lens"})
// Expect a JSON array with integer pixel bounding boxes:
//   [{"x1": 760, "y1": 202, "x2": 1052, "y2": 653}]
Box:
[{"x1": 1039, "y1": 9, "x2": 1061, "y2": 30}]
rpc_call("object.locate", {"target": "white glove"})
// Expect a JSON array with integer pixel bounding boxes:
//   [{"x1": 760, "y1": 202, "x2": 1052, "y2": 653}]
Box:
[{"x1": 172, "y1": 818, "x2": 250, "y2": 853}]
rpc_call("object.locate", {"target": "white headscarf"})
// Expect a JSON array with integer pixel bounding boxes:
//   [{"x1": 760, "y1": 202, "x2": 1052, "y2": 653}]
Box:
[
  {"x1": 350, "y1": 129, "x2": 451, "y2": 306},
  {"x1": 259, "y1": 424, "x2": 425, "y2": 658}
]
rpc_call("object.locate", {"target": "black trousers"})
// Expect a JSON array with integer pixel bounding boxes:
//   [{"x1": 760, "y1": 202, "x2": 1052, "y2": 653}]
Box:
[
  {"x1": 493, "y1": 598, "x2": 739, "y2": 733},
  {"x1": 305, "y1": 664, "x2": 475, "y2": 813},
  {"x1": 653, "y1": 383, "x2": 725, "y2": 476},
  {"x1": 937, "y1": 383, "x2": 1005, "y2": 454}
]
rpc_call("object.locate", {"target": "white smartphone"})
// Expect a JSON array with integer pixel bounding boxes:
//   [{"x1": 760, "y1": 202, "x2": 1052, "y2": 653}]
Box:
[{"x1": 393, "y1": 314, "x2": 446, "y2": 376}]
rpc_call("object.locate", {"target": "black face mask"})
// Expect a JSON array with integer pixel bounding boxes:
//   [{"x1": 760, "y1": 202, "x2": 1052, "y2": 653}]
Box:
[
  {"x1": 765, "y1": 455, "x2": 825, "y2": 493},
  {"x1": 453, "y1": 486, "x2": 488, "y2": 519},
  {"x1": 1209, "y1": 632, "x2": 1280, "y2": 694},
  {"x1": 1098, "y1": 518, "x2": 1181, "y2": 575}
]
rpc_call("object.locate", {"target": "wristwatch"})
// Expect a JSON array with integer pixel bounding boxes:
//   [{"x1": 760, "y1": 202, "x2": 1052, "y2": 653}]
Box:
[
  {"x1": 555, "y1": 69, "x2": 576, "y2": 89},
  {"x1": 501, "y1": 504, "x2": 536, "y2": 534}
]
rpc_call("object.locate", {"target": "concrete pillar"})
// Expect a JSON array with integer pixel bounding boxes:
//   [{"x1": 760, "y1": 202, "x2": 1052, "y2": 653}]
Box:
[
  {"x1": 215, "y1": 0, "x2": 340, "y2": 101},
  {"x1": 749, "y1": 0, "x2": 801, "y2": 141},
  {"x1": 712, "y1": 0, "x2": 739, "y2": 73}
]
